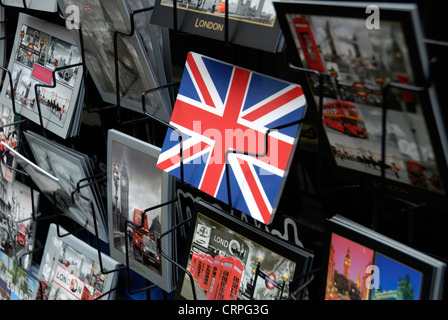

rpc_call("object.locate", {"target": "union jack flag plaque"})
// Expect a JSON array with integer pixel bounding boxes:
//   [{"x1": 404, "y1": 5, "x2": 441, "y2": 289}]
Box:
[{"x1": 157, "y1": 52, "x2": 307, "y2": 225}]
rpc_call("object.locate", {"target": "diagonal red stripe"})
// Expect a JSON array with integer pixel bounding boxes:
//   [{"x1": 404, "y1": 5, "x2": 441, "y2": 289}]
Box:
[
  {"x1": 187, "y1": 53, "x2": 216, "y2": 109},
  {"x1": 242, "y1": 86, "x2": 303, "y2": 122},
  {"x1": 240, "y1": 160, "x2": 271, "y2": 224}
]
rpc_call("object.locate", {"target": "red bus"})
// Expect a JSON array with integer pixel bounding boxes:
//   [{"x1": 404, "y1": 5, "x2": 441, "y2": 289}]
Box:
[
  {"x1": 396, "y1": 74, "x2": 415, "y2": 104},
  {"x1": 292, "y1": 17, "x2": 326, "y2": 72},
  {"x1": 322, "y1": 100, "x2": 368, "y2": 138},
  {"x1": 406, "y1": 160, "x2": 427, "y2": 187},
  {"x1": 18, "y1": 223, "x2": 27, "y2": 246},
  {"x1": 132, "y1": 208, "x2": 161, "y2": 268}
]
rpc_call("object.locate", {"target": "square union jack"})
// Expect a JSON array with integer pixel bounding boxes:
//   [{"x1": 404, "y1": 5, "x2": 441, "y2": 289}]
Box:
[{"x1": 157, "y1": 52, "x2": 307, "y2": 225}]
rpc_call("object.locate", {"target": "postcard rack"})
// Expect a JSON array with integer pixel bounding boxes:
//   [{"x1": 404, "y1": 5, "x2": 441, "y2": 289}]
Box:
[
  {"x1": 371, "y1": 80, "x2": 432, "y2": 234},
  {"x1": 286, "y1": 56, "x2": 438, "y2": 237}
]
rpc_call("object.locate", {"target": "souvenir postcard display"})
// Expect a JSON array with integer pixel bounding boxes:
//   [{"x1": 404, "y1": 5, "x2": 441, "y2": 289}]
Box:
[
  {"x1": 324, "y1": 215, "x2": 446, "y2": 300},
  {"x1": 34, "y1": 224, "x2": 120, "y2": 300},
  {"x1": 0, "y1": 13, "x2": 84, "y2": 138},
  {"x1": 107, "y1": 129, "x2": 175, "y2": 292},
  {"x1": 57, "y1": 0, "x2": 172, "y2": 121},
  {"x1": 23, "y1": 130, "x2": 108, "y2": 243},
  {"x1": 0, "y1": 170, "x2": 40, "y2": 300},
  {"x1": 177, "y1": 200, "x2": 314, "y2": 300},
  {"x1": 274, "y1": 1, "x2": 448, "y2": 202},
  {"x1": 156, "y1": 52, "x2": 307, "y2": 225},
  {"x1": 151, "y1": 0, "x2": 284, "y2": 52}
]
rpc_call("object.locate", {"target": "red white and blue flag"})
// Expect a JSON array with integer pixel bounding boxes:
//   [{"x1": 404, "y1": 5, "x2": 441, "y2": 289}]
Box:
[{"x1": 157, "y1": 52, "x2": 307, "y2": 224}]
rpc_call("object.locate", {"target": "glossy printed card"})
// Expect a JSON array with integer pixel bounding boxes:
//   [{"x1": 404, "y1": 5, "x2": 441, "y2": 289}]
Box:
[
  {"x1": 274, "y1": 1, "x2": 448, "y2": 204},
  {"x1": 157, "y1": 52, "x2": 307, "y2": 225},
  {"x1": 0, "y1": 13, "x2": 83, "y2": 139}
]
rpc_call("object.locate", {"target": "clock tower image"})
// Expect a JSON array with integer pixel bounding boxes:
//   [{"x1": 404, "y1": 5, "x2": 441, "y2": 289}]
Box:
[
  {"x1": 119, "y1": 162, "x2": 129, "y2": 232},
  {"x1": 343, "y1": 248, "x2": 351, "y2": 280}
]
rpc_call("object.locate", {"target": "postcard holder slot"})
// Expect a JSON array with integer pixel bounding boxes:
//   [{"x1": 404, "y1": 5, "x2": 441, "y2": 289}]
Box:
[
  {"x1": 116, "y1": 90, "x2": 198, "y2": 297},
  {"x1": 62, "y1": 173, "x2": 123, "y2": 300},
  {"x1": 122, "y1": 199, "x2": 181, "y2": 296},
  {"x1": 112, "y1": 6, "x2": 156, "y2": 123},
  {"x1": 0, "y1": 9, "x2": 23, "y2": 118},
  {"x1": 68, "y1": 172, "x2": 181, "y2": 298},
  {"x1": 1, "y1": 147, "x2": 46, "y2": 299},
  {"x1": 0, "y1": 148, "x2": 40, "y2": 221},
  {"x1": 34, "y1": 62, "x2": 84, "y2": 135},
  {"x1": 118, "y1": 81, "x2": 180, "y2": 131},
  {"x1": 371, "y1": 81, "x2": 431, "y2": 231},
  {"x1": 0, "y1": 65, "x2": 26, "y2": 118},
  {"x1": 141, "y1": 87, "x2": 185, "y2": 182},
  {"x1": 55, "y1": 7, "x2": 124, "y2": 119},
  {"x1": 78, "y1": 5, "x2": 176, "y2": 125},
  {"x1": 288, "y1": 63, "x2": 361, "y2": 196},
  {"x1": 5, "y1": 214, "x2": 46, "y2": 300},
  {"x1": 288, "y1": 267, "x2": 320, "y2": 300},
  {"x1": 69, "y1": 172, "x2": 125, "y2": 274},
  {"x1": 157, "y1": 215, "x2": 198, "y2": 300}
]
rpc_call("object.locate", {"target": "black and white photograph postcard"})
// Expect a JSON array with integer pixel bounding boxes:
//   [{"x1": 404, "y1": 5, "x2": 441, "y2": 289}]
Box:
[
  {"x1": 0, "y1": 103, "x2": 20, "y2": 183},
  {"x1": 0, "y1": 13, "x2": 83, "y2": 139},
  {"x1": 35, "y1": 223, "x2": 120, "y2": 300},
  {"x1": 23, "y1": 131, "x2": 108, "y2": 243},
  {"x1": 57, "y1": 0, "x2": 172, "y2": 121},
  {"x1": 274, "y1": 1, "x2": 448, "y2": 204},
  {"x1": 151, "y1": 0, "x2": 283, "y2": 52},
  {"x1": 2, "y1": 140, "x2": 106, "y2": 240},
  {"x1": 0, "y1": 178, "x2": 39, "y2": 270},
  {"x1": 1, "y1": 141, "x2": 64, "y2": 197},
  {"x1": 128, "y1": 0, "x2": 173, "y2": 107},
  {"x1": 177, "y1": 200, "x2": 314, "y2": 300},
  {"x1": 107, "y1": 129, "x2": 175, "y2": 292},
  {"x1": 1, "y1": 0, "x2": 58, "y2": 12}
]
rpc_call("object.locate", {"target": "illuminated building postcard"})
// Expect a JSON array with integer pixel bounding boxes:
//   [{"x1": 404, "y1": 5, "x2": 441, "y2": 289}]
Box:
[{"x1": 324, "y1": 215, "x2": 445, "y2": 300}]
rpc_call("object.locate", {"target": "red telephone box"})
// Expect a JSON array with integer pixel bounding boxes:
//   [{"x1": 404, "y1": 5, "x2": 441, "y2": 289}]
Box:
[
  {"x1": 190, "y1": 252, "x2": 202, "y2": 280},
  {"x1": 199, "y1": 254, "x2": 214, "y2": 291},
  {"x1": 293, "y1": 17, "x2": 326, "y2": 72},
  {"x1": 396, "y1": 74, "x2": 415, "y2": 104},
  {"x1": 212, "y1": 256, "x2": 244, "y2": 300},
  {"x1": 206, "y1": 255, "x2": 224, "y2": 300}
]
